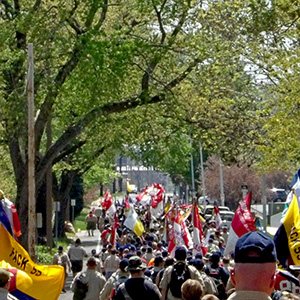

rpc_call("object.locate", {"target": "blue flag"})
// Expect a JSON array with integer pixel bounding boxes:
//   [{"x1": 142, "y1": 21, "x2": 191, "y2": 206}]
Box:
[{"x1": 0, "y1": 201, "x2": 13, "y2": 235}]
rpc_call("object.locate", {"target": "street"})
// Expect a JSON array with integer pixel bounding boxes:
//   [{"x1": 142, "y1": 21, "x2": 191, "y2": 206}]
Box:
[{"x1": 58, "y1": 229, "x2": 101, "y2": 300}]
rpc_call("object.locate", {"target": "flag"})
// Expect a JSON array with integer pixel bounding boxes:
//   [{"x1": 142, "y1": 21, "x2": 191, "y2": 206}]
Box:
[
  {"x1": 110, "y1": 213, "x2": 118, "y2": 247},
  {"x1": 0, "y1": 190, "x2": 21, "y2": 239},
  {"x1": 274, "y1": 194, "x2": 300, "y2": 269},
  {"x1": 150, "y1": 201, "x2": 164, "y2": 219},
  {"x1": 0, "y1": 225, "x2": 64, "y2": 300},
  {"x1": 124, "y1": 197, "x2": 130, "y2": 213},
  {"x1": 213, "y1": 203, "x2": 222, "y2": 230},
  {"x1": 150, "y1": 183, "x2": 165, "y2": 208},
  {"x1": 124, "y1": 204, "x2": 144, "y2": 236},
  {"x1": 136, "y1": 183, "x2": 165, "y2": 207},
  {"x1": 224, "y1": 192, "x2": 257, "y2": 256},
  {"x1": 136, "y1": 186, "x2": 149, "y2": 202},
  {"x1": 181, "y1": 218, "x2": 193, "y2": 249},
  {"x1": 0, "y1": 201, "x2": 13, "y2": 235},
  {"x1": 102, "y1": 191, "x2": 116, "y2": 218},
  {"x1": 281, "y1": 168, "x2": 300, "y2": 222},
  {"x1": 168, "y1": 211, "x2": 183, "y2": 257},
  {"x1": 193, "y1": 203, "x2": 208, "y2": 256}
]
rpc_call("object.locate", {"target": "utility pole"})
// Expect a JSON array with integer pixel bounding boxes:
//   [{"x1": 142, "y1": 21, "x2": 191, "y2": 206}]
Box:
[
  {"x1": 261, "y1": 174, "x2": 267, "y2": 231},
  {"x1": 199, "y1": 141, "x2": 206, "y2": 199},
  {"x1": 219, "y1": 157, "x2": 225, "y2": 206},
  {"x1": 190, "y1": 138, "x2": 196, "y2": 202},
  {"x1": 27, "y1": 43, "x2": 36, "y2": 259}
]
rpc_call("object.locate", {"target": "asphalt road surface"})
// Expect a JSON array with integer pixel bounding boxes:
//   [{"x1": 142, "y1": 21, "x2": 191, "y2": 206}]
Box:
[{"x1": 58, "y1": 229, "x2": 101, "y2": 300}]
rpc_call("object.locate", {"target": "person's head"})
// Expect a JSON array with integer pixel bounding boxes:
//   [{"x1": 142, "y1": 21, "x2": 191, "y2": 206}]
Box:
[
  {"x1": 210, "y1": 252, "x2": 220, "y2": 265},
  {"x1": 162, "y1": 250, "x2": 168, "y2": 258},
  {"x1": 126, "y1": 256, "x2": 147, "y2": 275},
  {"x1": 86, "y1": 257, "x2": 97, "y2": 269},
  {"x1": 0, "y1": 268, "x2": 13, "y2": 289},
  {"x1": 110, "y1": 248, "x2": 117, "y2": 255},
  {"x1": 164, "y1": 257, "x2": 175, "y2": 268},
  {"x1": 119, "y1": 258, "x2": 129, "y2": 272},
  {"x1": 58, "y1": 246, "x2": 63, "y2": 253},
  {"x1": 154, "y1": 256, "x2": 164, "y2": 267},
  {"x1": 230, "y1": 231, "x2": 277, "y2": 295},
  {"x1": 147, "y1": 247, "x2": 153, "y2": 253},
  {"x1": 193, "y1": 259, "x2": 204, "y2": 271},
  {"x1": 75, "y1": 238, "x2": 81, "y2": 246},
  {"x1": 181, "y1": 279, "x2": 203, "y2": 300},
  {"x1": 175, "y1": 246, "x2": 187, "y2": 261}
]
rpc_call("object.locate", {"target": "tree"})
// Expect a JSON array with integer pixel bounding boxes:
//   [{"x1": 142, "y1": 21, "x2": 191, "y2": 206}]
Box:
[
  {"x1": 0, "y1": 0, "x2": 275, "y2": 247},
  {"x1": 204, "y1": 156, "x2": 292, "y2": 209}
]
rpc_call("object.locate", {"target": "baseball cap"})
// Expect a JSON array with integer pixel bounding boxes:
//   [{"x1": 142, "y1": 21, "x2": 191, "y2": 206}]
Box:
[
  {"x1": 234, "y1": 231, "x2": 277, "y2": 263},
  {"x1": 119, "y1": 258, "x2": 129, "y2": 271},
  {"x1": 126, "y1": 256, "x2": 147, "y2": 272},
  {"x1": 0, "y1": 268, "x2": 13, "y2": 284},
  {"x1": 175, "y1": 246, "x2": 187, "y2": 261}
]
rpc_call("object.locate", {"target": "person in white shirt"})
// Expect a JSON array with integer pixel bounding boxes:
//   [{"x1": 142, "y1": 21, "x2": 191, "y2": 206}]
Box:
[
  {"x1": 104, "y1": 248, "x2": 120, "y2": 279},
  {"x1": 68, "y1": 238, "x2": 88, "y2": 277}
]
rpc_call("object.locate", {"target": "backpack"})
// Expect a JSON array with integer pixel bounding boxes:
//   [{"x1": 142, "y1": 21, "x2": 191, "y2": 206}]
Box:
[
  {"x1": 117, "y1": 283, "x2": 133, "y2": 300},
  {"x1": 169, "y1": 262, "x2": 191, "y2": 298},
  {"x1": 150, "y1": 269, "x2": 159, "y2": 283},
  {"x1": 111, "y1": 273, "x2": 129, "y2": 300},
  {"x1": 73, "y1": 272, "x2": 88, "y2": 300},
  {"x1": 206, "y1": 266, "x2": 226, "y2": 300}
]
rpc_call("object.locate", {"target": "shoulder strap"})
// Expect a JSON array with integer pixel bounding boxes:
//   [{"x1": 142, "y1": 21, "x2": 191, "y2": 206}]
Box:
[{"x1": 119, "y1": 283, "x2": 133, "y2": 300}]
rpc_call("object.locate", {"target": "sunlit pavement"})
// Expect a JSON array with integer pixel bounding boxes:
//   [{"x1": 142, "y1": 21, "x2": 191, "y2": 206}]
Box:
[{"x1": 58, "y1": 229, "x2": 101, "y2": 300}]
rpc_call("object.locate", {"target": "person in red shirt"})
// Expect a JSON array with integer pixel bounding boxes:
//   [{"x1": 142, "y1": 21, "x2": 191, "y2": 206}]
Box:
[{"x1": 101, "y1": 225, "x2": 111, "y2": 247}]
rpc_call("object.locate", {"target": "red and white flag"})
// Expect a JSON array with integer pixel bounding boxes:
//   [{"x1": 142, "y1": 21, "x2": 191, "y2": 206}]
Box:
[
  {"x1": 150, "y1": 183, "x2": 165, "y2": 208},
  {"x1": 213, "y1": 203, "x2": 222, "y2": 230},
  {"x1": 136, "y1": 186, "x2": 149, "y2": 202},
  {"x1": 224, "y1": 192, "x2": 257, "y2": 256},
  {"x1": 136, "y1": 183, "x2": 165, "y2": 207},
  {"x1": 168, "y1": 211, "x2": 184, "y2": 257},
  {"x1": 101, "y1": 191, "x2": 116, "y2": 218},
  {"x1": 193, "y1": 203, "x2": 208, "y2": 256}
]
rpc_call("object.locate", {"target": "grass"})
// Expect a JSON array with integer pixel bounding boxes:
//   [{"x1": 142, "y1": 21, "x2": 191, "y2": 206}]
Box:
[
  {"x1": 74, "y1": 206, "x2": 90, "y2": 232},
  {"x1": 36, "y1": 206, "x2": 91, "y2": 264}
]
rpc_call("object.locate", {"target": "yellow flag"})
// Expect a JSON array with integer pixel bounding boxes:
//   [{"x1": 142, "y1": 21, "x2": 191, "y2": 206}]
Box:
[
  {"x1": 0, "y1": 225, "x2": 64, "y2": 300},
  {"x1": 284, "y1": 194, "x2": 300, "y2": 265}
]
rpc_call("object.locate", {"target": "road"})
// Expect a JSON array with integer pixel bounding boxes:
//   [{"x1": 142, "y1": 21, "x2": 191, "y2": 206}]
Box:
[{"x1": 58, "y1": 229, "x2": 101, "y2": 300}]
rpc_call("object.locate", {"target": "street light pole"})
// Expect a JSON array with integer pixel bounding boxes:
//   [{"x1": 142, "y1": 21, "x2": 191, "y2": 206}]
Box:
[
  {"x1": 199, "y1": 141, "x2": 206, "y2": 199},
  {"x1": 219, "y1": 157, "x2": 225, "y2": 206}
]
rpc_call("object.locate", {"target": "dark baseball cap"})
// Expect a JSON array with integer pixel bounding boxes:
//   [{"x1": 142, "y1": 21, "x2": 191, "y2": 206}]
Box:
[
  {"x1": 175, "y1": 246, "x2": 187, "y2": 261},
  {"x1": 234, "y1": 231, "x2": 277, "y2": 263}
]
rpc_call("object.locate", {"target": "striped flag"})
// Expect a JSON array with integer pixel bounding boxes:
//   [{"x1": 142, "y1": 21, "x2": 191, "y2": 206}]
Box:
[
  {"x1": 193, "y1": 203, "x2": 208, "y2": 256},
  {"x1": 224, "y1": 192, "x2": 257, "y2": 256},
  {"x1": 124, "y1": 204, "x2": 144, "y2": 236},
  {"x1": 274, "y1": 193, "x2": 300, "y2": 269}
]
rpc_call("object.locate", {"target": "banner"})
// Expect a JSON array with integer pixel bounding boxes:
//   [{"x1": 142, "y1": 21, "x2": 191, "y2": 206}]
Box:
[
  {"x1": 0, "y1": 225, "x2": 64, "y2": 300},
  {"x1": 224, "y1": 192, "x2": 257, "y2": 256},
  {"x1": 274, "y1": 194, "x2": 300, "y2": 268}
]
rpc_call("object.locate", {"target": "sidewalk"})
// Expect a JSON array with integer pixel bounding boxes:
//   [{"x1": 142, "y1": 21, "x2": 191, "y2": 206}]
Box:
[{"x1": 58, "y1": 229, "x2": 101, "y2": 300}]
